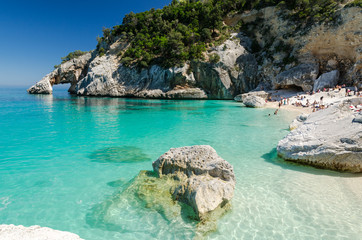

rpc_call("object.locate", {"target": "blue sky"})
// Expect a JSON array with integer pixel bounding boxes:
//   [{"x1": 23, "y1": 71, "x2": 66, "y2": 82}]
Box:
[{"x1": 0, "y1": 0, "x2": 170, "y2": 87}]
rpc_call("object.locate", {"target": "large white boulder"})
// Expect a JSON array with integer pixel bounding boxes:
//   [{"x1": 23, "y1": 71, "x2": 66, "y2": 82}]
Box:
[
  {"x1": 313, "y1": 70, "x2": 339, "y2": 92},
  {"x1": 153, "y1": 145, "x2": 235, "y2": 219},
  {"x1": 0, "y1": 225, "x2": 83, "y2": 240},
  {"x1": 242, "y1": 95, "x2": 266, "y2": 108},
  {"x1": 234, "y1": 90, "x2": 270, "y2": 102}
]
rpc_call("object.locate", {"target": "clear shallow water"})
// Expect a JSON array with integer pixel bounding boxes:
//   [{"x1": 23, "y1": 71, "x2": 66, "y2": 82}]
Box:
[{"x1": 0, "y1": 87, "x2": 361, "y2": 240}]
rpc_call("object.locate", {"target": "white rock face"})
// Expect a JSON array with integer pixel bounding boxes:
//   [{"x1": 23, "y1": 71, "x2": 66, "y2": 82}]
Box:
[
  {"x1": 234, "y1": 90, "x2": 270, "y2": 102},
  {"x1": 28, "y1": 53, "x2": 92, "y2": 94},
  {"x1": 0, "y1": 225, "x2": 83, "y2": 240},
  {"x1": 289, "y1": 114, "x2": 309, "y2": 130},
  {"x1": 274, "y1": 63, "x2": 319, "y2": 92},
  {"x1": 242, "y1": 95, "x2": 266, "y2": 108},
  {"x1": 278, "y1": 98, "x2": 362, "y2": 172},
  {"x1": 313, "y1": 70, "x2": 339, "y2": 92},
  {"x1": 153, "y1": 145, "x2": 235, "y2": 218},
  {"x1": 27, "y1": 79, "x2": 53, "y2": 94},
  {"x1": 30, "y1": 34, "x2": 258, "y2": 99},
  {"x1": 75, "y1": 34, "x2": 258, "y2": 99}
]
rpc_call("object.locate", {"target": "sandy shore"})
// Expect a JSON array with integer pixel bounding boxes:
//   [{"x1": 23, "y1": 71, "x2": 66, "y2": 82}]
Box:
[{"x1": 262, "y1": 89, "x2": 361, "y2": 115}]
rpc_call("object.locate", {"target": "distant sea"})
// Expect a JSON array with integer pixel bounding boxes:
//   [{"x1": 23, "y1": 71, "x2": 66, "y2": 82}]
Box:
[{"x1": 0, "y1": 86, "x2": 361, "y2": 239}]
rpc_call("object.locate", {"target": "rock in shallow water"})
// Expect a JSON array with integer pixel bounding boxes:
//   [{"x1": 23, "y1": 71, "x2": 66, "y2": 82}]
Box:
[
  {"x1": 0, "y1": 225, "x2": 83, "y2": 240},
  {"x1": 242, "y1": 95, "x2": 266, "y2": 108},
  {"x1": 277, "y1": 98, "x2": 362, "y2": 172},
  {"x1": 87, "y1": 146, "x2": 235, "y2": 236},
  {"x1": 153, "y1": 145, "x2": 235, "y2": 219}
]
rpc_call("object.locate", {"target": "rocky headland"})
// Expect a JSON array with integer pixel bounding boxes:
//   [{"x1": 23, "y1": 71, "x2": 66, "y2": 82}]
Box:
[
  {"x1": 28, "y1": 4, "x2": 361, "y2": 100},
  {"x1": 277, "y1": 98, "x2": 362, "y2": 172}
]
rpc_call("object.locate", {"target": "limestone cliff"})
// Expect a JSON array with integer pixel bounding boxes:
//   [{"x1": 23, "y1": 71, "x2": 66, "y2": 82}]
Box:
[
  {"x1": 29, "y1": 33, "x2": 258, "y2": 99},
  {"x1": 28, "y1": 6, "x2": 361, "y2": 99}
]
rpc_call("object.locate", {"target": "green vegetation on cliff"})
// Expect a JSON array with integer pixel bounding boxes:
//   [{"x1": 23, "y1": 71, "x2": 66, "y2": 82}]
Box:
[
  {"x1": 345, "y1": 0, "x2": 362, "y2": 8},
  {"x1": 54, "y1": 50, "x2": 89, "y2": 68},
  {"x1": 94, "y1": 0, "x2": 349, "y2": 68}
]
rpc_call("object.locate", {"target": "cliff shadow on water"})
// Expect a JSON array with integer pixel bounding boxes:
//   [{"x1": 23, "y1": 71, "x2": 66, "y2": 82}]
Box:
[{"x1": 262, "y1": 148, "x2": 362, "y2": 178}]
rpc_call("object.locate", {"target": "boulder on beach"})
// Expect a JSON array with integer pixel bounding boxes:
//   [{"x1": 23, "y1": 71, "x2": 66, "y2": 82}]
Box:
[
  {"x1": 313, "y1": 70, "x2": 339, "y2": 92},
  {"x1": 278, "y1": 98, "x2": 362, "y2": 172},
  {"x1": 234, "y1": 91, "x2": 270, "y2": 102},
  {"x1": 242, "y1": 95, "x2": 266, "y2": 108},
  {"x1": 0, "y1": 225, "x2": 83, "y2": 240}
]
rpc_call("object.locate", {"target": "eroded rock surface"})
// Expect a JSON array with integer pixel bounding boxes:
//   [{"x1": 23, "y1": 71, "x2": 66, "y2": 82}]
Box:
[
  {"x1": 242, "y1": 95, "x2": 266, "y2": 108},
  {"x1": 289, "y1": 114, "x2": 309, "y2": 131},
  {"x1": 0, "y1": 225, "x2": 83, "y2": 240},
  {"x1": 87, "y1": 147, "x2": 235, "y2": 236},
  {"x1": 273, "y1": 63, "x2": 319, "y2": 92},
  {"x1": 278, "y1": 98, "x2": 362, "y2": 172},
  {"x1": 28, "y1": 52, "x2": 92, "y2": 94},
  {"x1": 153, "y1": 145, "x2": 235, "y2": 219},
  {"x1": 75, "y1": 34, "x2": 257, "y2": 99},
  {"x1": 234, "y1": 90, "x2": 270, "y2": 102},
  {"x1": 313, "y1": 70, "x2": 339, "y2": 92}
]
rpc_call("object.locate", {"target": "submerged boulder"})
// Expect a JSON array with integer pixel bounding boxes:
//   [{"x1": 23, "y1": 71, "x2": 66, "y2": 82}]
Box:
[
  {"x1": 277, "y1": 98, "x2": 362, "y2": 172},
  {"x1": 153, "y1": 145, "x2": 235, "y2": 219}
]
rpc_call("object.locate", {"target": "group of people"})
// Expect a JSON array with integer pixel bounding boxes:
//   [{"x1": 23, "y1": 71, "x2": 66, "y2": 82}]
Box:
[{"x1": 268, "y1": 84, "x2": 361, "y2": 115}]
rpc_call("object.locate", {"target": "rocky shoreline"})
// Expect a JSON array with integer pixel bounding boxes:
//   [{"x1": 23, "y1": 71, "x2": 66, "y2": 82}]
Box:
[
  {"x1": 21, "y1": 3, "x2": 362, "y2": 238},
  {"x1": 277, "y1": 97, "x2": 362, "y2": 172}
]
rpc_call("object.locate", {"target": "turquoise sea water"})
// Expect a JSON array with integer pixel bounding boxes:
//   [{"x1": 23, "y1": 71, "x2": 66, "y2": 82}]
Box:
[{"x1": 0, "y1": 87, "x2": 361, "y2": 240}]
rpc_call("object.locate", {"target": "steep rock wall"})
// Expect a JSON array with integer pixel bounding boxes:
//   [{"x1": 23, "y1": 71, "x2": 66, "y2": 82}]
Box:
[{"x1": 75, "y1": 33, "x2": 258, "y2": 99}]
